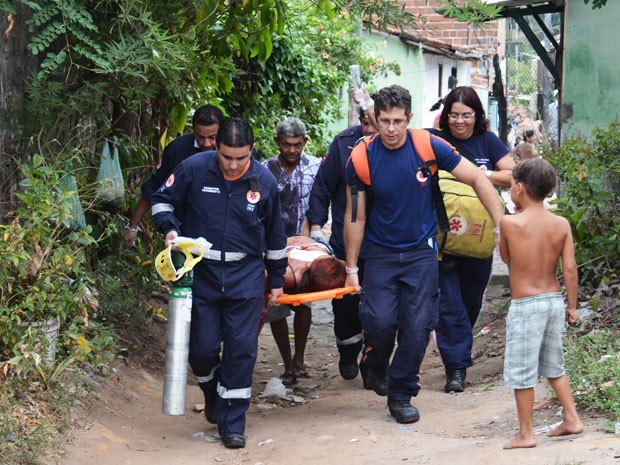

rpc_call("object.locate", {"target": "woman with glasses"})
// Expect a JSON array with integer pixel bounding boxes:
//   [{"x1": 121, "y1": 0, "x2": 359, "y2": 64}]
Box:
[{"x1": 429, "y1": 86, "x2": 515, "y2": 394}]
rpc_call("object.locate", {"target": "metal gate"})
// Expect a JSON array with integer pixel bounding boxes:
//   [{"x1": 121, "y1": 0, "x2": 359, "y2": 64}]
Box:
[{"x1": 504, "y1": 14, "x2": 562, "y2": 150}]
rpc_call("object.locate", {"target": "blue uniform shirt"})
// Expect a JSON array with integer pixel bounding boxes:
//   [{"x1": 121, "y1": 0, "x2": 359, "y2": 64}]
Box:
[
  {"x1": 151, "y1": 152, "x2": 287, "y2": 297},
  {"x1": 347, "y1": 132, "x2": 461, "y2": 251},
  {"x1": 141, "y1": 133, "x2": 200, "y2": 201},
  {"x1": 428, "y1": 128, "x2": 509, "y2": 169},
  {"x1": 306, "y1": 125, "x2": 365, "y2": 258}
]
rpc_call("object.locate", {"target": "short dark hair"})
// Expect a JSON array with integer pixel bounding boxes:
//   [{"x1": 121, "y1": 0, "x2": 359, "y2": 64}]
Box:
[
  {"x1": 512, "y1": 158, "x2": 557, "y2": 201},
  {"x1": 192, "y1": 104, "x2": 224, "y2": 128},
  {"x1": 429, "y1": 98, "x2": 443, "y2": 112},
  {"x1": 523, "y1": 129, "x2": 535, "y2": 142},
  {"x1": 216, "y1": 117, "x2": 254, "y2": 148},
  {"x1": 374, "y1": 85, "x2": 411, "y2": 118},
  {"x1": 298, "y1": 256, "x2": 346, "y2": 293},
  {"x1": 439, "y1": 86, "x2": 487, "y2": 135}
]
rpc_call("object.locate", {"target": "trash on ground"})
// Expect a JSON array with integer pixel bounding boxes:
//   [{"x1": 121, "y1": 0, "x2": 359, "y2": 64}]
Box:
[
  {"x1": 191, "y1": 431, "x2": 221, "y2": 443},
  {"x1": 260, "y1": 377, "x2": 289, "y2": 398}
]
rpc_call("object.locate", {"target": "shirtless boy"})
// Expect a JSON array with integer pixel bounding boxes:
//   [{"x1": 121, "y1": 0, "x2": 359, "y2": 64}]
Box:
[{"x1": 499, "y1": 158, "x2": 584, "y2": 449}]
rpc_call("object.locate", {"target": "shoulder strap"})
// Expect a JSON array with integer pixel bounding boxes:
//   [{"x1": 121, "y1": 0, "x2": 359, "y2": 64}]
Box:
[
  {"x1": 409, "y1": 129, "x2": 438, "y2": 175},
  {"x1": 349, "y1": 134, "x2": 378, "y2": 185},
  {"x1": 347, "y1": 134, "x2": 378, "y2": 223},
  {"x1": 409, "y1": 129, "x2": 450, "y2": 233}
]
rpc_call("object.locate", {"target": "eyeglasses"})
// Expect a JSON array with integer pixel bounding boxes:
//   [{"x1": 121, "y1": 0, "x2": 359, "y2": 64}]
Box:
[
  {"x1": 377, "y1": 118, "x2": 409, "y2": 129},
  {"x1": 447, "y1": 112, "x2": 476, "y2": 122}
]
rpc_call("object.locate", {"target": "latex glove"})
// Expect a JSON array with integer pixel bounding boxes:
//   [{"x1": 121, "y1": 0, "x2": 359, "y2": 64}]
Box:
[
  {"x1": 123, "y1": 227, "x2": 138, "y2": 248},
  {"x1": 164, "y1": 230, "x2": 179, "y2": 248},
  {"x1": 345, "y1": 268, "x2": 361, "y2": 294},
  {"x1": 310, "y1": 225, "x2": 325, "y2": 242},
  {"x1": 269, "y1": 287, "x2": 284, "y2": 306},
  {"x1": 351, "y1": 86, "x2": 374, "y2": 111},
  {"x1": 170, "y1": 236, "x2": 212, "y2": 256}
]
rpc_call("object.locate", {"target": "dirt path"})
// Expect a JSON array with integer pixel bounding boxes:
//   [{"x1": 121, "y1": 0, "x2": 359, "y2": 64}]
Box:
[{"x1": 51, "y1": 281, "x2": 617, "y2": 465}]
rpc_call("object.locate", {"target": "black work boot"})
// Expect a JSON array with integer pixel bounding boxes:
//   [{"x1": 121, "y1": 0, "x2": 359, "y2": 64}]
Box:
[
  {"x1": 387, "y1": 398, "x2": 420, "y2": 424},
  {"x1": 359, "y1": 362, "x2": 372, "y2": 390},
  {"x1": 444, "y1": 369, "x2": 466, "y2": 393},
  {"x1": 222, "y1": 433, "x2": 245, "y2": 449},
  {"x1": 199, "y1": 382, "x2": 217, "y2": 424},
  {"x1": 338, "y1": 341, "x2": 362, "y2": 380},
  {"x1": 365, "y1": 365, "x2": 389, "y2": 396}
]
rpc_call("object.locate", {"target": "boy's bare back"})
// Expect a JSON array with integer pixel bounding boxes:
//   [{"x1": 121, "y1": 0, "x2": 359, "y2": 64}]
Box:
[{"x1": 499, "y1": 205, "x2": 574, "y2": 299}]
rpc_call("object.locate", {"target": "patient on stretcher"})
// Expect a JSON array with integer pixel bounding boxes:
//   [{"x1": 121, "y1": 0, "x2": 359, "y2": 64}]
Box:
[{"x1": 283, "y1": 235, "x2": 346, "y2": 293}]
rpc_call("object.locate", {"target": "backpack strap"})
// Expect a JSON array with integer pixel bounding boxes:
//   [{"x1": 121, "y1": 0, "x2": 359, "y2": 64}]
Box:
[
  {"x1": 410, "y1": 130, "x2": 450, "y2": 233},
  {"x1": 347, "y1": 134, "x2": 378, "y2": 223}
]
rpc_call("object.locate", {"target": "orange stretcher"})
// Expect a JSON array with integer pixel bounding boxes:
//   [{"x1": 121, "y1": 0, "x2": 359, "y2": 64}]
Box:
[{"x1": 273, "y1": 286, "x2": 357, "y2": 306}]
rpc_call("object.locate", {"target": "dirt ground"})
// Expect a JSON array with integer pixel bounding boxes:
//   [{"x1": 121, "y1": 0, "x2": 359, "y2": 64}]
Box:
[{"x1": 50, "y1": 277, "x2": 618, "y2": 465}]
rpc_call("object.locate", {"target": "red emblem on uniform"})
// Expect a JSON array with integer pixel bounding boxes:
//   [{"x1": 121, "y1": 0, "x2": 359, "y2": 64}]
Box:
[
  {"x1": 247, "y1": 190, "x2": 260, "y2": 204},
  {"x1": 416, "y1": 169, "x2": 428, "y2": 184},
  {"x1": 165, "y1": 174, "x2": 175, "y2": 187}
]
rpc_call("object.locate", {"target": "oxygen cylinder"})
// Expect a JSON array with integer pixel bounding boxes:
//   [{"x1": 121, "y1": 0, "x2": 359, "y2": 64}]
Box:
[{"x1": 162, "y1": 252, "x2": 193, "y2": 415}]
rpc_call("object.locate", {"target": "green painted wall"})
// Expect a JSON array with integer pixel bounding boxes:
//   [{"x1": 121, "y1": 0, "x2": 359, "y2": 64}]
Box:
[
  {"x1": 362, "y1": 34, "x2": 426, "y2": 128},
  {"x1": 330, "y1": 33, "x2": 425, "y2": 134},
  {"x1": 562, "y1": 1, "x2": 620, "y2": 140}
]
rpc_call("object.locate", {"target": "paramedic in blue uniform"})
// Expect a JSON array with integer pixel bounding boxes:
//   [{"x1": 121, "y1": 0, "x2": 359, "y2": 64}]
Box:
[
  {"x1": 306, "y1": 104, "x2": 376, "y2": 381},
  {"x1": 151, "y1": 117, "x2": 287, "y2": 449},
  {"x1": 429, "y1": 86, "x2": 514, "y2": 394},
  {"x1": 344, "y1": 85, "x2": 504, "y2": 424},
  {"x1": 124, "y1": 104, "x2": 224, "y2": 246}
]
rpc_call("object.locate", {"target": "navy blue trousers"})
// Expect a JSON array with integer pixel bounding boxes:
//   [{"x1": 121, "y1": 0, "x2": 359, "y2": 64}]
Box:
[
  {"x1": 436, "y1": 254, "x2": 492, "y2": 371},
  {"x1": 189, "y1": 294, "x2": 262, "y2": 437},
  {"x1": 360, "y1": 242, "x2": 439, "y2": 401},
  {"x1": 332, "y1": 258, "x2": 364, "y2": 359}
]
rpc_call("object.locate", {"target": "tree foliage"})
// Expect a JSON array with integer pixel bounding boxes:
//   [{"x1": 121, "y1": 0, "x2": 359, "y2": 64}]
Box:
[{"x1": 584, "y1": 0, "x2": 607, "y2": 9}]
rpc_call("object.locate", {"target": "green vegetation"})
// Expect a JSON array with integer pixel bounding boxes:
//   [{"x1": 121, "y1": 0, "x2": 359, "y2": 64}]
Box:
[
  {"x1": 565, "y1": 328, "x2": 620, "y2": 422},
  {"x1": 544, "y1": 121, "x2": 620, "y2": 422},
  {"x1": 545, "y1": 121, "x2": 620, "y2": 288}
]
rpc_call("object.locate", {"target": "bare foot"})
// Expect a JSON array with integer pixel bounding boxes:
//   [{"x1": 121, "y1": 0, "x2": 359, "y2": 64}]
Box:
[
  {"x1": 547, "y1": 420, "x2": 584, "y2": 437},
  {"x1": 503, "y1": 433, "x2": 537, "y2": 449}
]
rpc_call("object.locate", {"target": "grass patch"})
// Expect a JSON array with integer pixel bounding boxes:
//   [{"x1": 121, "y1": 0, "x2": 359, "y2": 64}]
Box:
[
  {"x1": 0, "y1": 371, "x2": 92, "y2": 465},
  {"x1": 565, "y1": 328, "x2": 620, "y2": 422}
]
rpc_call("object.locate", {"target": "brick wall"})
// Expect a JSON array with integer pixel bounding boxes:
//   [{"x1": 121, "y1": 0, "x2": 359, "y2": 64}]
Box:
[{"x1": 403, "y1": 0, "x2": 499, "y2": 53}]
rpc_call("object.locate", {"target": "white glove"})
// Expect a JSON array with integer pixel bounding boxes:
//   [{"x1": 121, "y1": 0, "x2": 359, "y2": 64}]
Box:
[
  {"x1": 310, "y1": 225, "x2": 325, "y2": 242},
  {"x1": 351, "y1": 86, "x2": 374, "y2": 111},
  {"x1": 170, "y1": 236, "x2": 212, "y2": 256}
]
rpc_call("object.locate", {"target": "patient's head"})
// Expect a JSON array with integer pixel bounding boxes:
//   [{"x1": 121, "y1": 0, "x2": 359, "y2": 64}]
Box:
[{"x1": 298, "y1": 256, "x2": 346, "y2": 292}]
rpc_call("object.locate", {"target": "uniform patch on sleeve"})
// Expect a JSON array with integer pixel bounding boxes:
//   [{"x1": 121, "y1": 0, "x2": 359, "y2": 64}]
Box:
[{"x1": 165, "y1": 174, "x2": 175, "y2": 187}]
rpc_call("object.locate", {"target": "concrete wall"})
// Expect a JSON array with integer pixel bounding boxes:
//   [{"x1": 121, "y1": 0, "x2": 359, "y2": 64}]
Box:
[
  {"x1": 422, "y1": 54, "x2": 473, "y2": 128},
  {"x1": 562, "y1": 0, "x2": 620, "y2": 139}
]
